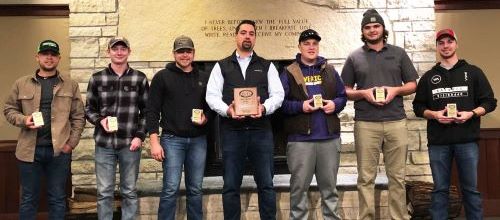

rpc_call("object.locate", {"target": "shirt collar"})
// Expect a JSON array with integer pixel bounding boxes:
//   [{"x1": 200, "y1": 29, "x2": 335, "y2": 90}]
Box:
[
  {"x1": 363, "y1": 43, "x2": 388, "y2": 52},
  {"x1": 235, "y1": 51, "x2": 253, "y2": 60},
  {"x1": 31, "y1": 69, "x2": 63, "y2": 82},
  {"x1": 107, "y1": 63, "x2": 131, "y2": 76}
]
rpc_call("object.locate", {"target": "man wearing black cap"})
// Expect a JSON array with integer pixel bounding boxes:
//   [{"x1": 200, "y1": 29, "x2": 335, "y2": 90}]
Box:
[
  {"x1": 146, "y1": 35, "x2": 211, "y2": 220},
  {"x1": 85, "y1": 37, "x2": 149, "y2": 220},
  {"x1": 280, "y1": 29, "x2": 346, "y2": 219},
  {"x1": 4, "y1": 40, "x2": 85, "y2": 219},
  {"x1": 413, "y1": 29, "x2": 496, "y2": 219},
  {"x1": 206, "y1": 19, "x2": 284, "y2": 220},
  {"x1": 341, "y1": 9, "x2": 418, "y2": 220}
]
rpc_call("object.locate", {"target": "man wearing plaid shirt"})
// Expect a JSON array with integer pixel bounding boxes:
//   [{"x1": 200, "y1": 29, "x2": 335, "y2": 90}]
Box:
[{"x1": 85, "y1": 37, "x2": 149, "y2": 220}]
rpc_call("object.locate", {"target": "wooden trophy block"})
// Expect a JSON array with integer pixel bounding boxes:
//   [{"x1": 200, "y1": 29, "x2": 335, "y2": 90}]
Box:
[
  {"x1": 446, "y1": 103, "x2": 457, "y2": 118},
  {"x1": 192, "y1": 109, "x2": 203, "y2": 123},
  {"x1": 313, "y1": 94, "x2": 323, "y2": 108},
  {"x1": 107, "y1": 116, "x2": 118, "y2": 132},
  {"x1": 32, "y1": 112, "x2": 44, "y2": 127}
]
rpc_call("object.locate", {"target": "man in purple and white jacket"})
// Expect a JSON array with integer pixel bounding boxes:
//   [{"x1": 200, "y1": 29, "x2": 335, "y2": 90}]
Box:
[{"x1": 279, "y1": 29, "x2": 347, "y2": 220}]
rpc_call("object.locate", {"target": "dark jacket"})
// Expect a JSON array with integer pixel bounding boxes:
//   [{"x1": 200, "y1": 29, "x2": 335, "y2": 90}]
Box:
[
  {"x1": 280, "y1": 54, "x2": 347, "y2": 142},
  {"x1": 413, "y1": 59, "x2": 497, "y2": 145},
  {"x1": 146, "y1": 62, "x2": 210, "y2": 137}
]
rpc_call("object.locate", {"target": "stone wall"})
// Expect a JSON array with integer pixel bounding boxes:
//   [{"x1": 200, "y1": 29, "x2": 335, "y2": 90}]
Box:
[{"x1": 68, "y1": 0, "x2": 436, "y2": 215}]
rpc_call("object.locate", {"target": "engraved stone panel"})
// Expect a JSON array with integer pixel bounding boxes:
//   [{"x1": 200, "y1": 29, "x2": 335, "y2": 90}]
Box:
[{"x1": 119, "y1": 0, "x2": 394, "y2": 61}]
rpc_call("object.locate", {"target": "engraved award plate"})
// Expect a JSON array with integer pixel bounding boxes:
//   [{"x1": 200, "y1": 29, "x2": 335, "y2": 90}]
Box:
[
  {"x1": 192, "y1": 109, "x2": 203, "y2": 123},
  {"x1": 313, "y1": 94, "x2": 323, "y2": 108},
  {"x1": 446, "y1": 103, "x2": 457, "y2": 118},
  {"x1": 234, "y1": 87, "x2": 258, "y2": 116},
  {"x1": 374, "y1": 87, "x2": 386, "y2": 102},
  {"x1": 32, "y1": 112, "x2": 44, "y2": 127},
  {"x1": 107, "y1": 116, "x2": 118, "y2": 132}
]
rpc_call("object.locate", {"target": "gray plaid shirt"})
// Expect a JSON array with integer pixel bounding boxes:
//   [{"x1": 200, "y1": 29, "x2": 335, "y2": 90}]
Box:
[{"x1": 85, "y1": 65, "x2": 149, "y2": 149}]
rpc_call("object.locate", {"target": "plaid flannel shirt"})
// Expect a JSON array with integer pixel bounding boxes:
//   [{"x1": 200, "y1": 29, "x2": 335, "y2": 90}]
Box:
[{"x1": 85, "y1": 65, "x2": 149, "y2": 149}]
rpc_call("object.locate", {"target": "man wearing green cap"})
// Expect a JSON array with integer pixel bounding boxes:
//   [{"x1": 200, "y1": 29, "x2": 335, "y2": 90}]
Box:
[
  {"x1": 341, "y1": 9, "x2": 418, "y2": 219},
  {"x1": 4, "y1": 39, "x2": 85, "y2": 220}
]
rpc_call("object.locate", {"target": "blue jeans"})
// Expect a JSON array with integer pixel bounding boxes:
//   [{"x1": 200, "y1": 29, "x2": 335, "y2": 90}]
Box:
[
  {"x1": 95, "y1": 146, "x2": 141, "y2": 220},
  {"x1": 18, "y1": 146, "x2": 71, "y2": 220},
  {"x1": 222, "y1": 129, "x2": 276, "y2": 220},
  {"x1": 158, "y1": 134, "x2": 207, "y2": 220},
  {"x1": 428, "y1": 142, "x2": 483, "y2": 220}
]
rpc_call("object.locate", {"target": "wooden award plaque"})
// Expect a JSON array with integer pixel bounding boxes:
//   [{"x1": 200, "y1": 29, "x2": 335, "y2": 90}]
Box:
[{"x1": 234, "y1": 87, "x2": 258, "y2": 116}]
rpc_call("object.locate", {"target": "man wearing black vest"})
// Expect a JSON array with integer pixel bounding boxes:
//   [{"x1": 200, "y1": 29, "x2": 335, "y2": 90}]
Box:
[
  {"x1": 206, "y1": 19, "x2": 284, "y2": 220},
  {"x1": 280, "y1": 29, "x2": 347, "y2": 219}
]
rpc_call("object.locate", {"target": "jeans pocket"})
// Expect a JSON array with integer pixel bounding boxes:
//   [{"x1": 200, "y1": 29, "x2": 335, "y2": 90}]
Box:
[
  {"x1": 161, "y1": 134, "x2": 175, "y2": 139},
  {"x1": 160, "y1": 134, "x2": 175, "y2": 146}
]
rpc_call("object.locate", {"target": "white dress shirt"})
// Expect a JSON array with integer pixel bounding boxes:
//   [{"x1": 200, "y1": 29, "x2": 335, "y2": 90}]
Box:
[{"x1": 206, "y1": 51, "x2": 284, "y2": 117}]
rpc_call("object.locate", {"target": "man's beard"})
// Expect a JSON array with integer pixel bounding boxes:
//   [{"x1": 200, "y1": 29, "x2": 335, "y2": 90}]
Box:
[
  {"x1": 366, "y1": 35, "x2": 384, "y2": 44},
  {"x1": 40, "y1": 66, "x2": 56, "y2": 72},
  {"x1": 242, "y1": 42, "x2": 253, "y2": 51},
  {"x1": 440, "y1": 50, "x2": 456, "y2": 60}
]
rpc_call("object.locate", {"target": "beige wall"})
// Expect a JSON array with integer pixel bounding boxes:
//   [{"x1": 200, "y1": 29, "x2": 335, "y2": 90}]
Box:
[
  {"x1": 436, "y1": 10, "x2": 500, "y2": 128},
  {"x1": 0, "y1": 16, "x2": 69, "y2": 140}
]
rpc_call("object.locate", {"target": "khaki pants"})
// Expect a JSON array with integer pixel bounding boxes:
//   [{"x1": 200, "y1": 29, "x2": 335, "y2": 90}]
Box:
[{"x1": 354, "y1": 119, "x2": 409, "y2": 220}]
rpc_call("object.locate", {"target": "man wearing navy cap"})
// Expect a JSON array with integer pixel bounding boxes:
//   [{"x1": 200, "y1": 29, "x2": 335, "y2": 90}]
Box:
[
  {"x1": 341, "y1": 9, "x2": 418, "y2": 219},
  {"x1": 4, "y1": 40, "x2": 85, "y2": 220},
  {"x1": 280, "y1": 29, "x2": 346, "y2": 219},
  {"x1": 413, "y1": 28, "x2": 496, "y2": 219}
]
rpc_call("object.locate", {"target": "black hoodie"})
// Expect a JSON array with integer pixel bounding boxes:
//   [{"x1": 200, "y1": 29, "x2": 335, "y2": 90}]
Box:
[
  {"x1": 146, "y1": 62, "x2": 211, "y2": 137},
  {"x1": 413, "y1": 59, "x2": 497, "y2": 145}
]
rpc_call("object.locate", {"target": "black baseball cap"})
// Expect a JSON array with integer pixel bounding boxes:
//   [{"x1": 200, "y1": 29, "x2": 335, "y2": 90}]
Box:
[
  {"x1": 299, "y1": 29, "x2": 321, "y2": 43},
  {"x1": 38, "y1": 40, "x2": 60, "y2": 54}
]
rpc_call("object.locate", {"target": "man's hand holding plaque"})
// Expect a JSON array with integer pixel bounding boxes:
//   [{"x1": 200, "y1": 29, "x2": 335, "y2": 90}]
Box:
[{"x1": 249, "y1": 96, "x2": 264, "y2": 119}]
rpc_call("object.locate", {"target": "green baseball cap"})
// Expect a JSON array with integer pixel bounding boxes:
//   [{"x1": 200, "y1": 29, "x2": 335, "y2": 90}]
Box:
[{"x1": 38, "y1": 40, "x2": 60, "y2": 54}]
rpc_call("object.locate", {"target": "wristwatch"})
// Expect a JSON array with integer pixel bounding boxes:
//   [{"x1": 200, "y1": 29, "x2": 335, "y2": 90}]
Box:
[{"x1": 471, "y1": 110, "x2": 479, "y2": 118}]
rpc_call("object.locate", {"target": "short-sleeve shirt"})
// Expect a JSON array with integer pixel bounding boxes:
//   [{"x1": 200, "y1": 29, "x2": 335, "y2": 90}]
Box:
[{"x1": 341, "y1": 44, "x2": 418, "y2": 121}]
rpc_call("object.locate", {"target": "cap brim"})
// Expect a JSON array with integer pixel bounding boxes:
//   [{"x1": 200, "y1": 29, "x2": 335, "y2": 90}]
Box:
[
  {"x1": 38, "y1": 48, "x2": 60, "y2": 54},
  {"x1": 300, "y1": 35, "x2": 321, "y2": 42},
  {"x1": 436, "y1": 34, "x2": 455, "y2": 41},
  {"x1": 109, "y1": 41, "x2": 129, "y2": 48},
  {"x1": 174, "y1": 46, "x2": 194, "y2": 52}
]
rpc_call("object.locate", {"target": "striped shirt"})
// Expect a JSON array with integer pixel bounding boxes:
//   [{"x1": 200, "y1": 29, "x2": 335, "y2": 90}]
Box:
[{"x1": 85, "y1": 65, "x2": 149, "y2": 149}]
